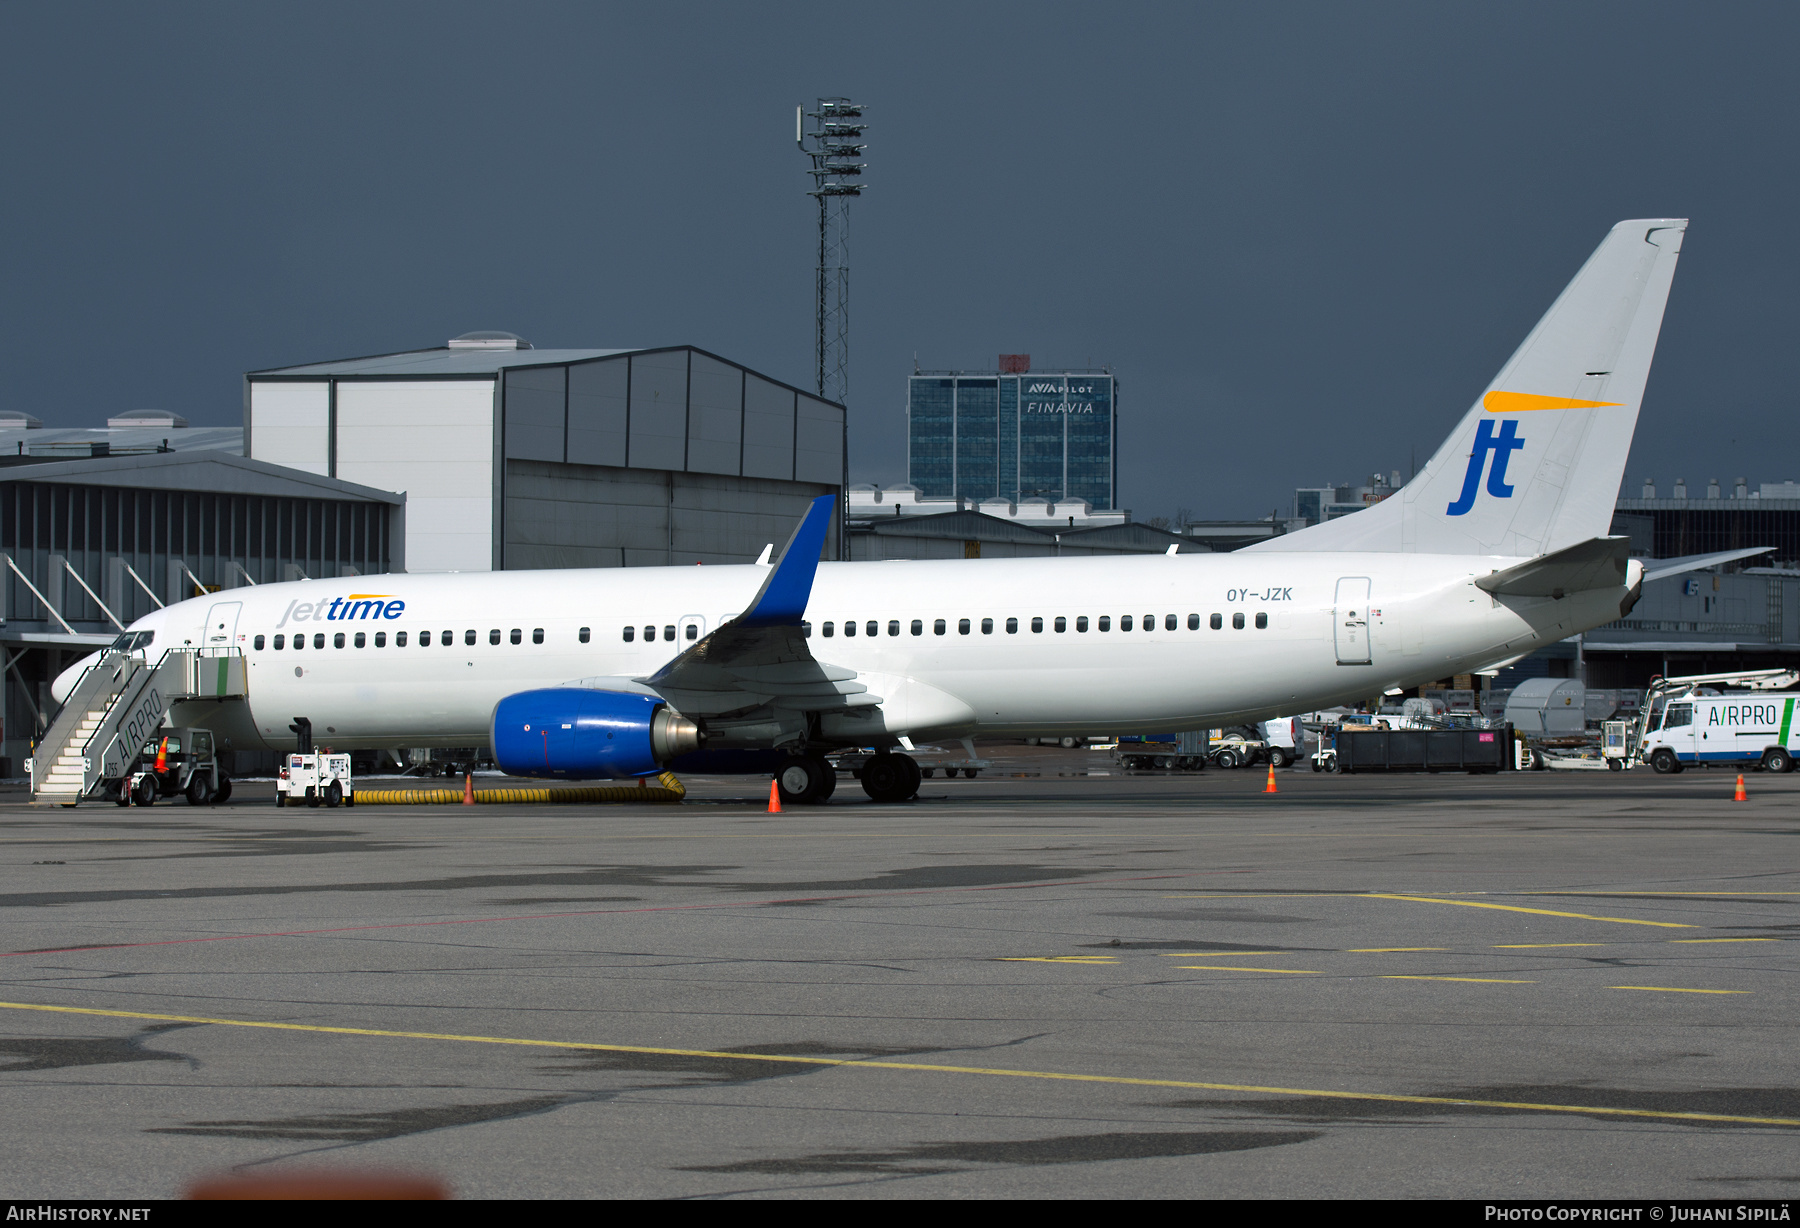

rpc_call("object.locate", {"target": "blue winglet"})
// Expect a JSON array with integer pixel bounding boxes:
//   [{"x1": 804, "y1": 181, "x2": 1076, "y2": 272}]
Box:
[{"x1": 736, "y1": 495, "x2": 835, "y2": 628}]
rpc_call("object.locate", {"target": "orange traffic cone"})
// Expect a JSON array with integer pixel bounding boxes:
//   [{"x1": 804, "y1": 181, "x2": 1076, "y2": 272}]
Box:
[
  {"x1": 767, "y1": 778, "x2": 782, "y2": 813},
  {"x1": 1734, "y1": 774, "x2": 1747, "y2": 802},
  {"x1": 1263, "y1": 761, "x2": 1278, "y2": 794},
  {"x1": 463, "y1": 772, "x2": 475, "y2": 806}
]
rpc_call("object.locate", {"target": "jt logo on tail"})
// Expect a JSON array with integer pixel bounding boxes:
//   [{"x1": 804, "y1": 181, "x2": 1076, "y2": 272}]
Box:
[{"x1": 1446, "y1": 418, "x2": 1525, "y2": 516}]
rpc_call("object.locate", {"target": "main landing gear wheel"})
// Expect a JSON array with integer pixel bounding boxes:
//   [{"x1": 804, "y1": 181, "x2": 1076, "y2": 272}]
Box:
[
  {"x1": 860, "y1": 752, "x2": 921, "y2": 802},
  {"x1": 1650, "y1": 748, "x2": 1681, "y2": 775},
  {"x1": 776, "y1": 755, "x2": 834, "y2": 805}
]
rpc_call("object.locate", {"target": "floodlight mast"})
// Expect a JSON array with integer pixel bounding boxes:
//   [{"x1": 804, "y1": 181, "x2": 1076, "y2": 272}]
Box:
[{"x1": 797, "y1": 97, "x2": 865, "y2": 560}]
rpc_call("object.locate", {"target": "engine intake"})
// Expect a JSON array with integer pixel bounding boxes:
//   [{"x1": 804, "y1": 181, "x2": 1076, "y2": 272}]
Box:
[{"x1": 490, "y1": 688, "x2": 699, "y2": 780}]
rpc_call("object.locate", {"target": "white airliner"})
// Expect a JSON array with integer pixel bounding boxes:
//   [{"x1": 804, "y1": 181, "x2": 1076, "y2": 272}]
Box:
[{"x1": 55, "y1": 218, "x2": 1752, "y2": 803}]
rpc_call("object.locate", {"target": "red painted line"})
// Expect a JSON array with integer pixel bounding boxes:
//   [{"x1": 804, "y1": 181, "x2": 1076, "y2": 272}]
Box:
[{"x1": 4, "y1": 869, "x2": 1243, "y2": 959}]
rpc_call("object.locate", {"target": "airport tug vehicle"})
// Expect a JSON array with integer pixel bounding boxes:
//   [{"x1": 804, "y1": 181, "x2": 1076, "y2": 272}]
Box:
[{"x1": 114, "y1": 727, "x2": 231, "y2": 807}]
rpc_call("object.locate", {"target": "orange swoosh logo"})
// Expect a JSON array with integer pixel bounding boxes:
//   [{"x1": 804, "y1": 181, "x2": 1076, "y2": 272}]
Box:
[
  {"x1": 1484, "y1": 391, "x2": 1623, "y2": 413},
  {"x1": 346, "y1": 593, "x2": 395, "y2": 599}
]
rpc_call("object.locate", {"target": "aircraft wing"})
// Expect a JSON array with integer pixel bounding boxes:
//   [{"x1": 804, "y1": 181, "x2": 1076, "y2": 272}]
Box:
[
  {"x1": 639, "y1": 496, "x2": 881, "y2": 716},
  {"x1": 1474, "y1": 536, "x2": 1631, "y2": 598}
]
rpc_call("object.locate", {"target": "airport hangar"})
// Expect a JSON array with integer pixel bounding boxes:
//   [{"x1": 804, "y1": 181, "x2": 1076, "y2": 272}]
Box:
[{"x1": 243, "y1": 333, "x2": 848, "y2": 572}]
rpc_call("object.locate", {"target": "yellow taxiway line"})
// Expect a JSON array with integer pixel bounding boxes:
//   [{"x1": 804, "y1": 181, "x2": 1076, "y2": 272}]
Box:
[{"x1": 0, "y1": 999, "x2": 1790, "y2": 1129}]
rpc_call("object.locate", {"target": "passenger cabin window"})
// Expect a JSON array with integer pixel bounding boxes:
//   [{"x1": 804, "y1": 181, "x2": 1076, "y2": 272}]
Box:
[
  {"x1": 443, "y1": 629, "x2": 453, "y2": 645},
  {"x1": 802, "y1": 622, "x2": 811, "y2": 638},
  {"x1": 510, "y1": 628, "x2": 521, "y2": 645},
  {"x1": 1232, "y1": 613, "x2": 1245, "y2": 630},
  {"x1": 334, "y1": 633, "x2": 346, "y2": 649},
  {"x1": 1188, "y1": 614, "x2": 1200, "y2": 630},
  {"x1": 1076, "y1": 616, "x2": 1088, "y2": 632},
  {"x1": 1210, "y1": 614, "x2": 1222, "y2": 630},
  {"x1": 959, "y1": 619, "x2": 970, "y2": 635},
  {"x1": 396, "y1": 631, "x2": 408, "y2": 647},
  {"x1": 663, "y1": 625, "x2": 675, "y2": 641},
  {"x1": 982, "y1": 618, "x2": 994, "y2": 634},
  {"x1": 686, "y1": 624, "x2": 699, "y2": 641},
  {"x1": 1143, "y1": 615, "x2": 1154, "y2": 632},
  {"x1": 314, "y1": 634, "x2": 325, "y2": 649},
  {"x1": 1054, "y1": 617, "x2": 1066, "y2": 633},
  {"x1": 1165, "y1": 614, "x2": 1178, "y2": 631},
  {"x1": 273, "y1": 634, "x2": 285, "y2": 649},
  {"x1": 888, "y1": 620, "x2": 900, "y2": 636},
  {"x1": 823, "y1": 621, "x2": 835, "y2": 637},
  {"x1": 643, "y1": 625, "x2": 654, "y2": 641},
  {"x1": 578, "y1": 627, "x2": 590, "y2": 643},
  {"x1": 843, "y1": 620, "x2": 856, "y2": 637},
  {"x1": 374, "y1": 632, "x2": 385, "y2": 647},
  {"x1": 419, "y1": 631, "x2": 431, "y2": 646},
  {"x1": 866, "y1": 621, "x2": 878, "y2": 637},
  {"x1": 1255, "y1": 612, "x2": 1268, "y2": 629},
  {"x1": 623, "y1": 626, "x2": 635, "y2": 642},
  {"x1": 533, "y1": 628, "x2": 543, "y2": 644},
  {"x1": 464, "y1": 630, "x2": 477, "y2": 646},
  {"x1": 1121, "y1": 615, "x2": 1133, "y2": 631},
  {"x1": 1663, "y1": 703, "x2": 1694, "y2": 729},
  {"x1": 1031, "y1": 617, "x2": 1043, "y2": 633},
  {"x1": 1098, "y1": 616, "x2": 1110, "y2": 632},
  {"x1": 933, "y1": 619, "x2": 945, "y2": 635},
  {"x1": 353, "y1": 632, "x2": 365, "y2": 648},
  {"x1": 254, "y1": 635, "x2": 265, "y2": 650},
  {"x1": 490, "y1": 629, "x2": 502, "y2": 645},
  {"x1": 1006, "y1": 618, "x2": 1018, "y2": 634}
]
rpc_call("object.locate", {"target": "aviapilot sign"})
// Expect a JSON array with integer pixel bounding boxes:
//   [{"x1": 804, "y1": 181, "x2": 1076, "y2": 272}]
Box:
[{"x1": 1021, "y1": 378, "x2": 1109, "y2": 415}]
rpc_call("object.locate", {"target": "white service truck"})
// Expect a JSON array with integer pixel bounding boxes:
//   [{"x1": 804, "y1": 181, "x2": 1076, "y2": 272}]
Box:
[{"x1": 1639, "y1": 694, "x2": 1800, "y2": 775}]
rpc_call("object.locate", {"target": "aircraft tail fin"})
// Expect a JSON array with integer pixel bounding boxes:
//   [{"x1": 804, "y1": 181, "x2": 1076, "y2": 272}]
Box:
[{"x1": 1252, "y1": 218, "x2": 1687, "y2": 557}]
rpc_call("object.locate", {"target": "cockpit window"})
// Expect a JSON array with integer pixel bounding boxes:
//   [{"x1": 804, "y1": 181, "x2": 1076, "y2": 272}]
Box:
[{"x1": 110, "y1": 631, "x2": 155, "y2": 654}]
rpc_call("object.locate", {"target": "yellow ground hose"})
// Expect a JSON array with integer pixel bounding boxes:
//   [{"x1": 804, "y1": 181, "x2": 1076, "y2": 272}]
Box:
[{"x1": 353, "y1": 771, "x2": 685, "y2": 805}]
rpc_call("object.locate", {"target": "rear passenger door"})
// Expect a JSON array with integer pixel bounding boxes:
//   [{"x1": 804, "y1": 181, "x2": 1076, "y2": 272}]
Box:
[{"x1": 1334, "y1": 578, "x2": 1371, "y2": 665}]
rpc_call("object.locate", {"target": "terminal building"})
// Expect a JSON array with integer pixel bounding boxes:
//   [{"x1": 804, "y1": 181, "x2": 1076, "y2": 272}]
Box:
[
  {"x1": 907, "y1": 355, "x2": 1116, "y2": 511},
  {"x1": 246, "y1": 333, "x2": 845, "y2": 571}
]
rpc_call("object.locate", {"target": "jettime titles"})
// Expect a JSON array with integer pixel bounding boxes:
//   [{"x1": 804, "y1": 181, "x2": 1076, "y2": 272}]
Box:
[{"x1": 277, "y1": 594, "x2": 405, "y2": 628}]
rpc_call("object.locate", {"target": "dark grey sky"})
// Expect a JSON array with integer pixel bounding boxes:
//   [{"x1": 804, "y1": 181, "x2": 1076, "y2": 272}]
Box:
[{"x1": 2, "y1": 2, "x2": 1795, "y2": 520}]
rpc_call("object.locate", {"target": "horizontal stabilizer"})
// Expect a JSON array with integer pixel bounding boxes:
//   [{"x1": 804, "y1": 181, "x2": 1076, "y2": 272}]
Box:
[
  {"x1": 1642, "y1": 547, "x2": 1773, "y2": 584},
  {"x1": 1475, "y1": 536, "x2": 1630, "y2": 598}
]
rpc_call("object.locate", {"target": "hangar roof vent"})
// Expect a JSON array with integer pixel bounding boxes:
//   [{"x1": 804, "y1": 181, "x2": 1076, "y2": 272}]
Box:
[
  {"x1": 108, "y1": 409, "x2": 188, "y2": 428},
  {"x1": 448, "y1": 331, "x2": 532, "y2": 351},
  {"x1": 0, "y1": 411, "x2": 44, "y2": 429}
]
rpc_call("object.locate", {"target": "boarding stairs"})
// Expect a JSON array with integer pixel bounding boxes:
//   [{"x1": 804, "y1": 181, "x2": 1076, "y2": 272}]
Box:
[{"x1": 28, "y1": 648, "x2": 246, "y2": 806}]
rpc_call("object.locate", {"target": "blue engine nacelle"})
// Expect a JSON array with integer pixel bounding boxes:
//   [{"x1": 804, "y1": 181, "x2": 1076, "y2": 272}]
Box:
[{"x1": 490, "y1": 689, "x2": 700, "y2": 780}]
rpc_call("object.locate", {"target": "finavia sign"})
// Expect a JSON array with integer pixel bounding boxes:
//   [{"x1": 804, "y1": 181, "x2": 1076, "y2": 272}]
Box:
[{"x1": 277, "y1": 594, "x2": 405, "y2": 628}]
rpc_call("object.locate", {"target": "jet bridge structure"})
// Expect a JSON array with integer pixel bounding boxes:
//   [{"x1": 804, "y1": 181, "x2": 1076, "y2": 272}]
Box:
[{"x1": 28, "y1": 648, "x2": 247, "y2": 805}]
